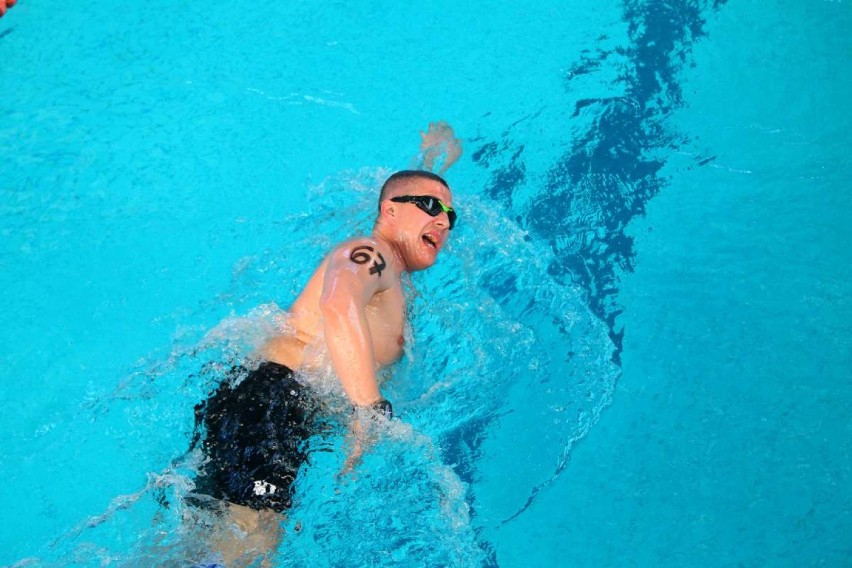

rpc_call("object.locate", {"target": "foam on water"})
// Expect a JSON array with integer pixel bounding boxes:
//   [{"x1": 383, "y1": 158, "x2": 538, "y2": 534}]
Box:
[{"x1": 10, "y1": 170, "x2": 617, "y2": 566}]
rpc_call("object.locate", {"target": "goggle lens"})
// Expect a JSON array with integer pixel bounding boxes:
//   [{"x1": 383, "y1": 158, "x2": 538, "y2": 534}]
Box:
[{"x1": 390, "y1": 195, "x2": 457, "y2": 229}]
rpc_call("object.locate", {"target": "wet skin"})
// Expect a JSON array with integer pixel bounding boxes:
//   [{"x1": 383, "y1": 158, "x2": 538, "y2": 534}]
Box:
[{"x1": 262, "y1": 176, "x2": 454, "y2": 405}]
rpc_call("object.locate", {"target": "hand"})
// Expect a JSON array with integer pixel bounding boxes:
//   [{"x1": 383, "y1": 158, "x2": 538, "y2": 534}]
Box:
[
  {"x1": 340, "y1": 436, "x2": 364, "y2": 477},
  {"x1": 0, "y1": 0, "x2": 17, "y2": 17},
  {"x1": 339, "y1": 413, "x2": 367, "y2": 477},
  {"x1": 338, "y1": 405, "x2": 391, "y2": 477},
  {"x1": 419, "y1": 121, "x2": 462, "y2": 174}
]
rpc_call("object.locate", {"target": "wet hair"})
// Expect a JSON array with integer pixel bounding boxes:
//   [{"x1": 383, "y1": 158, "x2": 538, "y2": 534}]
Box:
[{"x1": 378, "y1": 170, "x2": 450, "y2": 211}]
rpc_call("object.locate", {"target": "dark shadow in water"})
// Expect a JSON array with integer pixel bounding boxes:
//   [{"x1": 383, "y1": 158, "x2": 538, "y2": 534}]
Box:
[
  {"x1": 0, "y1": 28, "x2": 14, "y2": 40},
  {"x1": 475, "y1": 0, "x2": 727, "y2": 366},
  {"x1": 450, "y1": 0, "x2": 728, "y2": 547}
]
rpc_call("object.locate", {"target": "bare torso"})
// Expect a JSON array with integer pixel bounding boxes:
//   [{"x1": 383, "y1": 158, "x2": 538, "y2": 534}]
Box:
[{"x1": 262, "y1": 257, "x2": 406, "y2": 373}]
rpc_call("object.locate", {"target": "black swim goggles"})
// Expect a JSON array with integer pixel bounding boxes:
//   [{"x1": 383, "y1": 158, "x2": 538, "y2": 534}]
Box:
[{"x1": 389, "y1": 195, "x2": 457, "y2": 230}]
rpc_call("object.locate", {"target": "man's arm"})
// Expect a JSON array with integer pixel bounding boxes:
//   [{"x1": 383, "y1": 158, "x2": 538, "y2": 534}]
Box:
[
  {"x1": 418, "y1": 121, "x2": 463, "y2": 174},
  {"x1": 320, "y1": 238, "x2": 389, "y2": 406},
  {"x1": 0, "y1": 0, "x2": 17, "y2": 17}
]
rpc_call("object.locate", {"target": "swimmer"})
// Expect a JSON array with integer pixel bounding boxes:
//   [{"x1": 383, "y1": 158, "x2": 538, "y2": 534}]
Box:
[
  {"x1": 191, "y1": 126, "x2": 462, "y2": 566},
  {"x1": 0, "y1": 0, "x2": 17, "y2": 17}
]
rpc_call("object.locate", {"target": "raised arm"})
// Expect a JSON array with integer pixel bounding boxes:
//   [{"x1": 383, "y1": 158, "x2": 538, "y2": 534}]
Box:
[
  {"x1": 418, "y1": 121, "x2": 463, "y2": 174},
  {"x1": 0, "y1": 0, "x2": 17, "y2": 17},
  {"x1": 319, "y1": 238, "x2": 391, "y2": 406}
]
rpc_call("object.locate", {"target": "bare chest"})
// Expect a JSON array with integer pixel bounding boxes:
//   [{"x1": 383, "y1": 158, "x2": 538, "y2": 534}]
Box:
[{"x1": 365, "y1": 284, "x2": 406, "y2": 367}]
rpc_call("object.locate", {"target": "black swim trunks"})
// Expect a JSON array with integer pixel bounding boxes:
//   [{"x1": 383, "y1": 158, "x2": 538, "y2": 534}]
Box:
[{"x1": 192, "y1": 361, "x2": 317, "y2": 512}]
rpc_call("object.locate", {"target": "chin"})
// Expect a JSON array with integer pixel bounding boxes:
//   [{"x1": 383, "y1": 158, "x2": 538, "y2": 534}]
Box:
[{"x1": 406, "y1": 254, "x2": 437, "y2": 272}]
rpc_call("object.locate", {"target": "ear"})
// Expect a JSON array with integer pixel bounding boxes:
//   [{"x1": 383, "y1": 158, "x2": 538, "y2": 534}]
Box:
[{"x1": 380, "y1": 200, "x2": 397, "y2": 220}]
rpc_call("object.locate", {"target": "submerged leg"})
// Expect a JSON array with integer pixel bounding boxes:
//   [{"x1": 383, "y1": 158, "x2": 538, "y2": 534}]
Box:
[{"x1": 206, "y1": 502, "x2": 284, "y2": 568}]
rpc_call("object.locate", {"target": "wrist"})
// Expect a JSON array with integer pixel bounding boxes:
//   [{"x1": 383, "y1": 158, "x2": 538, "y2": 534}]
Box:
[{"x1": 369, "y1": 398, "x2": 393, "y2": 419}]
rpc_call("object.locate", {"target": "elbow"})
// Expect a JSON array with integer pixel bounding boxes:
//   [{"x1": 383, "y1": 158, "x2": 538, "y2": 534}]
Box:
[
  {"x1": 320, "y1": 290, "x2": 355, "y2": 321},
  {"x1": 320, "y1": 275, "x2": 365, "y2": 325}
]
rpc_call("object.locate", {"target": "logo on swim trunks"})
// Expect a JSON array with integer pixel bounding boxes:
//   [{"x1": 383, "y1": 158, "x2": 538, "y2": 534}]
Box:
[{"x1": 253, "y1": 480, "x2": 278, "y2": 496}]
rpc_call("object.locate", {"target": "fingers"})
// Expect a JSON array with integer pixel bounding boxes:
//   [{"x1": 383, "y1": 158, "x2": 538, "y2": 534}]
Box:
[
  {"x1": 432, "y1": 121, "x2": 455, "y2": 134},
  {"x1": 419, "y1": 122, "x2": 462, "y2": 171}
]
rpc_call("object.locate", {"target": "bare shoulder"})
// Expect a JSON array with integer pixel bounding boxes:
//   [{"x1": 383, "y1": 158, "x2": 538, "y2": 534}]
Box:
[
  {"x1": 325, "y1": 237, "x2": 395, "y2": 287},
  {"x1": 332, "y1": 236, "x2": 393, "y2": 260}
]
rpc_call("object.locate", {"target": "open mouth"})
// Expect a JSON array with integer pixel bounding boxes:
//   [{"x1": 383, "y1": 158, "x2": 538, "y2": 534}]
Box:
[{"x1": 422, "y1": 234, "x2": 438, "y2": 249}]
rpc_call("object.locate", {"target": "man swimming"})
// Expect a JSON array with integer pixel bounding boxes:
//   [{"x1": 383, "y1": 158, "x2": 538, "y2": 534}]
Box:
[{"x1": 191, "y1": 125, "x2": 461, "y2": 566}]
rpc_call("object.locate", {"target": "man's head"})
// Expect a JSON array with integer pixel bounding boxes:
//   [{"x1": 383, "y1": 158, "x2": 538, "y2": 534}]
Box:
[{"x1": 375, "y1": 170, "x2": 456, "y2": 272}]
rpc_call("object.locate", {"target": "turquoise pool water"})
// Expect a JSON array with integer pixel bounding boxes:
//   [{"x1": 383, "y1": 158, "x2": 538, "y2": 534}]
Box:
[{"x1": 2, "y1": 0, "x2": 850, "y2": 566}]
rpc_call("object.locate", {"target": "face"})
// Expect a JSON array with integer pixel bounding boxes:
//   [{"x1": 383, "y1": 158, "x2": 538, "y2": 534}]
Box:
[{"x1": 383, "y1": 178, "x2": 454, "y2": 271}]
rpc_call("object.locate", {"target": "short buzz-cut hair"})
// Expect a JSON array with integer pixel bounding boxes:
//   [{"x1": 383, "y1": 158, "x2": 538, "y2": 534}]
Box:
[{"x1": 378, "y1": 170, "x2": 450, "y2": 210}]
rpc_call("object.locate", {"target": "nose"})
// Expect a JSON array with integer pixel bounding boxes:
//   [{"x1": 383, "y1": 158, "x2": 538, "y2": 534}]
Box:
[{"x1": 434, "y1": 214, "x2": 450, "y2": 230}]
